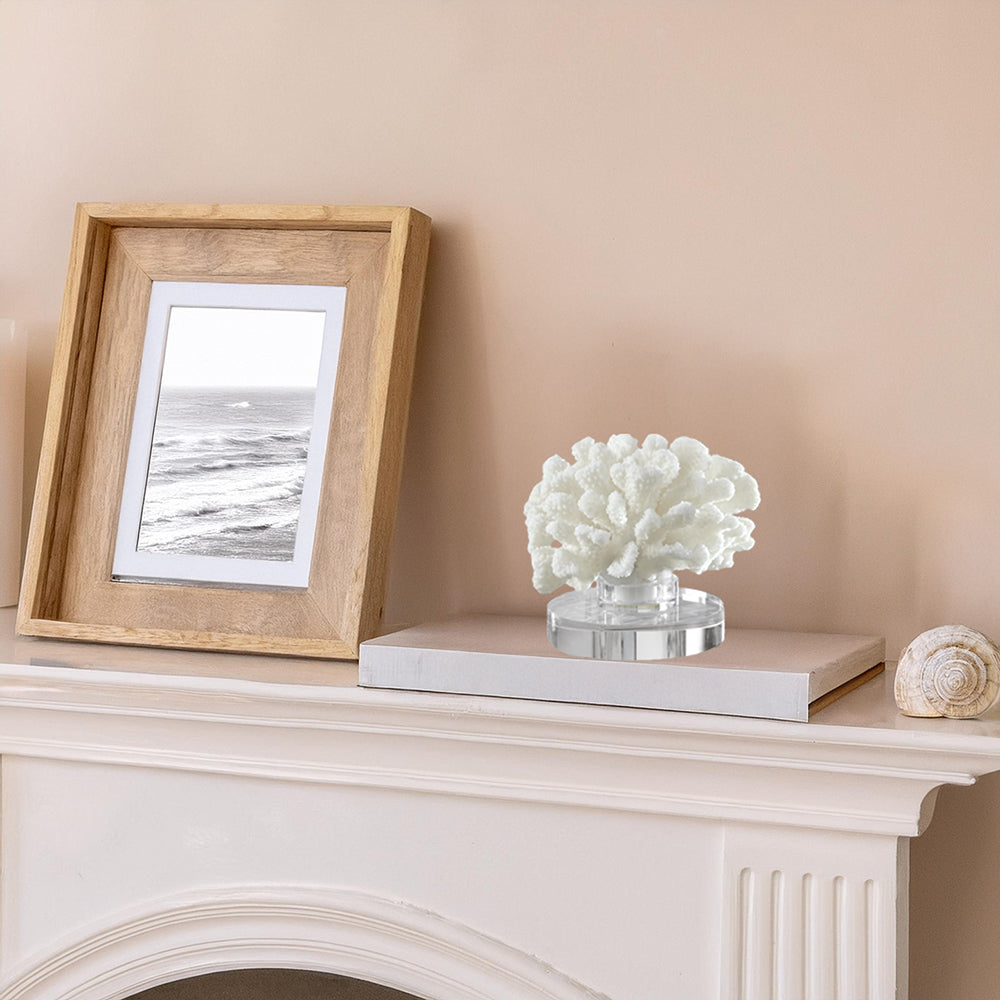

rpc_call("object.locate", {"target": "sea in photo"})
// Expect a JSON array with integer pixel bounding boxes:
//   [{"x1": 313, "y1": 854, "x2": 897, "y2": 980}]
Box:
[{"x1": 136, "y1": 386, "x2": 317, "y2": 561}]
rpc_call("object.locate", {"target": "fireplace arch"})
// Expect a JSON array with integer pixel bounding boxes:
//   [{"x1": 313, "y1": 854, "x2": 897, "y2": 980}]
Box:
[{"x1": 2, "y1": 887, "x2": 607, "y2": 1000}]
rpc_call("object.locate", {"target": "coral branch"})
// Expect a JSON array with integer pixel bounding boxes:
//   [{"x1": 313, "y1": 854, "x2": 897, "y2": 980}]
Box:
[{"x1": 524, "y1": 433, "x2": 760, "y2": 593}]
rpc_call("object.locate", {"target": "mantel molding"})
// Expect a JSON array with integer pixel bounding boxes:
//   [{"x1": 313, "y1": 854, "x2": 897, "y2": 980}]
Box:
[{"x1": 2, "y1": 655, "x2": 1000, "y2": 837}]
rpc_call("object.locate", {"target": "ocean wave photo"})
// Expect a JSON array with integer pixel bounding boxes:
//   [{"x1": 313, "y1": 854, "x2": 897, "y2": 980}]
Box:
[{"x1": 137, "y1": 386, "x2": 317, "y2": 561}]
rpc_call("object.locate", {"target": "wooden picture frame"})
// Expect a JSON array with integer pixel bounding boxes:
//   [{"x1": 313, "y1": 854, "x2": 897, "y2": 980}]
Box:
[{"x1": 17, "y1": 203, "x2": 431, "y2": 659}]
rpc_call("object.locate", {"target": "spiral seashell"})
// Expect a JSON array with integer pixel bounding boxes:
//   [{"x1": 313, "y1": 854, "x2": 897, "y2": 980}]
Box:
[{"x1": 894, "y1": 625, "x2": 1000, "y2": 719}]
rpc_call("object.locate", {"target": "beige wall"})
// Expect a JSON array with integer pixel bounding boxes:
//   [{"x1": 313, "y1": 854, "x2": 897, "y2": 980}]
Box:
[{"x1": 2, "y1": 1, "x2": 999, "y2": 995}]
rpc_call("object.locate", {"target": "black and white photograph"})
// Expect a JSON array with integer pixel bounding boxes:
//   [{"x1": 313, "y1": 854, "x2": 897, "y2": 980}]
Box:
[{"x1": 137, "y1": 304, "x2": 325, "y2": 562}]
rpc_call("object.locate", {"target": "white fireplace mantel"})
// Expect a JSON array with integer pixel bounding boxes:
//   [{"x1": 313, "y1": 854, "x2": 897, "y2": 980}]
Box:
[{"x1": 2, "y1": 610, "x2": 1000, "y2": 1000}]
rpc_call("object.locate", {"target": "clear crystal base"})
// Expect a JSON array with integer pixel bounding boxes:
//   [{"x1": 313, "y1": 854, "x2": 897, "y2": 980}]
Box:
[{"x1": 547, "y1": 570, "x2": 724, "y2": 660}]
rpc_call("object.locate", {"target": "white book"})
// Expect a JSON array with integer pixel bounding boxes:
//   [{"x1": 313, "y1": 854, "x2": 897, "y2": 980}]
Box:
[{"x1": 360, "y1": 615, "x2": 886, "y2": 723}]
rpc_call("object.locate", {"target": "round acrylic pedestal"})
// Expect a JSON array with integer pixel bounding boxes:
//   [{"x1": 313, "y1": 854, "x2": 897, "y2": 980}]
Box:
[{"x1": 547, "y1": 570, "x2": 724, "y2": 661}]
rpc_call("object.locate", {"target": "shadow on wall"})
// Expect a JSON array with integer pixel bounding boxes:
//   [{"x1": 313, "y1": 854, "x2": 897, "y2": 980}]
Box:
[
  {"x1": 387, "y1": 302, "x2": 929, "y2": 651},
  {"x1": 512, "y1": 332, "x2": 878, "y2": 637},
  {"x1": 132, "y1": 968, "x2": 416, "y2": 999},
  {"x1": 909, "y1": 769, "x2": 1000, "y2": 1000},
  {"x1": 384, "y1": 220, "x2": 500, "y2": 629}
]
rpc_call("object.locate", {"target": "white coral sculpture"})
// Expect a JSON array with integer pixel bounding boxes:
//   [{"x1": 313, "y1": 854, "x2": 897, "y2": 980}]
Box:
[{"x1": 524, "y1": 433, "x2": 760, "y2": 593}]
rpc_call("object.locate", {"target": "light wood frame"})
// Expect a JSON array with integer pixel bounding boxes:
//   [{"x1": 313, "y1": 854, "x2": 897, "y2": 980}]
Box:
[{"x1": 17, "y1": 203, "x2": 431, "y2": 659}]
